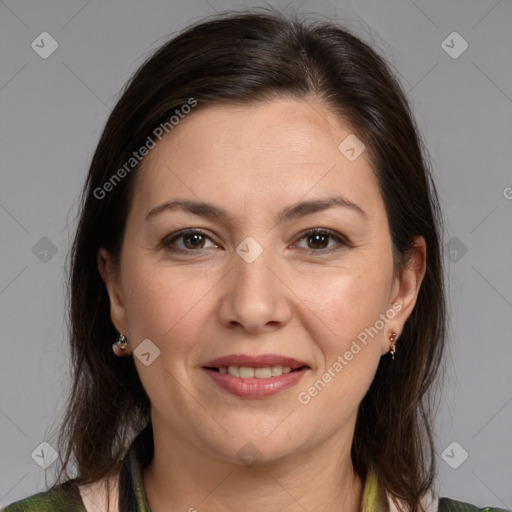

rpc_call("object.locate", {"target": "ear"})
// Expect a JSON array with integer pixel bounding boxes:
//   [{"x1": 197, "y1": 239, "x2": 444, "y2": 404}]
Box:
[
  {"x1": 97, "y1": 247, "x2": 129, "y2": 336},
  {"x1": 382, "y1": 236, "x2": 427, "y2": 354}
]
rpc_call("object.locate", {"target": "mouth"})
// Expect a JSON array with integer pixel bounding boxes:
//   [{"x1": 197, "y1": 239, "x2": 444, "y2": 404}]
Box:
[
  {"x1": 203, "y1": 365, "x2": 309, "y2": 378},
  {"x1": 201, "y1": 354, "x2": 310, "y2": 398}
]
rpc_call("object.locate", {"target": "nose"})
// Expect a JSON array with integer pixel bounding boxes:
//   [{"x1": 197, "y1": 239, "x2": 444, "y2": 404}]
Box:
[{"x1": 217, "y1": 242, "x2": 292, "y2": 333}]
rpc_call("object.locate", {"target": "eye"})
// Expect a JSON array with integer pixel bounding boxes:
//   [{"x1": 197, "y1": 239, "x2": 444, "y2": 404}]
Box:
[
  {"x1": 294, "y1": 228, "x2": 349, "y2": 254},
  {"x1": 161, "y1": 228, "x2": 350, "y2": 254},
  {"x1": 161, "y1": 229, "x2": 219, "y2": 252}
]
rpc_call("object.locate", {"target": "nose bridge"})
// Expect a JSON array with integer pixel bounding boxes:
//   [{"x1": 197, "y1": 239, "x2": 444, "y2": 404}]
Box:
[
  {"x1": 235, "y1": 239, "x2": 273, "y2": 293},
  {"x1": 219, "y1": 236, "x2": 290, "y2": 331}
]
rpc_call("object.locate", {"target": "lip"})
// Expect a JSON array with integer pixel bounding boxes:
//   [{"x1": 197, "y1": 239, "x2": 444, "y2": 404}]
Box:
[
  {"x1": 202, "y1": 353, "x2": 310, "y2": 399},
  {"x1": 202, "y1": 366, "x2": 309, "y2": 398},
  {"x1": 202, "y1": 353, "x2": 309, "y2": 370}
]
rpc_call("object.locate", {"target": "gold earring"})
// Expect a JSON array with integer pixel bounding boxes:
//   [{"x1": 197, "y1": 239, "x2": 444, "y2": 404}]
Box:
[
  {"x1": 389, "y1": 332, "x2": 397, "y2": 360},
  {"x1": 113, "y1": 332, "x2": 130, "y2": 357}
]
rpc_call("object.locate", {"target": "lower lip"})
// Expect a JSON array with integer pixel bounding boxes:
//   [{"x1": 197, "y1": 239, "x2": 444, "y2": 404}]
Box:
[{"x1": 202, "y1": 368, "x2": 309, "y2": 398}]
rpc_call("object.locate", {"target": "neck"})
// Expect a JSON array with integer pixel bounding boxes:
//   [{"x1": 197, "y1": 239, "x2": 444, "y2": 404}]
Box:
[{"x1": 142, "y1": 414, "x2": 364, "y2": 512}]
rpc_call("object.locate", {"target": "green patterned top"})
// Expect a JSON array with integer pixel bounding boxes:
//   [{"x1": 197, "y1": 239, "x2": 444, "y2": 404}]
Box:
[{"x1": 2, "y1": 423, "x2": 509, "y2": 511}]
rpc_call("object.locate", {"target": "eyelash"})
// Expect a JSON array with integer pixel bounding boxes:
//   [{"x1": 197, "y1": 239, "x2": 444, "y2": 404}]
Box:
[{"x1": 161, "y1": 228, "x2": 350, "y2": 255}]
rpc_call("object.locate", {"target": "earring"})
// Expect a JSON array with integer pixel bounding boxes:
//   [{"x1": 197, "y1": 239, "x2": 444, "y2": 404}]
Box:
[
  {"x1": 112, "y1": 332, "x2": 130, "y2": 357},
  {"x1": 388, "y1": 331, "x2": 397, "y2": 360}
]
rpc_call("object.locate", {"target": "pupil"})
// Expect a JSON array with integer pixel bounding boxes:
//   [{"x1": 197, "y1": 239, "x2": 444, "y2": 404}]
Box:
[
  {"x1": 186, "y1": 234, "x2": 203, "y2": 249},
  {"x1": 310, "y1": 234, "x2": 327, "y2": 249}
]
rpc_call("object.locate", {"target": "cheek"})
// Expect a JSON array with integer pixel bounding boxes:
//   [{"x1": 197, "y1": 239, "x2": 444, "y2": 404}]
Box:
[
  {"x1": 122, "y1": 260, "x2": 217, "y2": 358},
  {"x1": 121, "y1": 261, "x2": 201, "y2": 345},
  {"x1": 305, "y1": 265, "x2": 391, "y2": 349},
  {"x1": 295, "y1": 272, "x2": 385, "y2": 422},
  {"x1": 121, "y1": 262, "x2": 214, "y2": 405},
  {"x1": 295, "y1": 258, "x2": 391, "y2": 408}
]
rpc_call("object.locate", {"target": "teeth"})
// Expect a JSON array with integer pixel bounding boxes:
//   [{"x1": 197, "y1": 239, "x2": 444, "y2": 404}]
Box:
[
  {"x1": 271, "y1": 365, "x2": 281, "y2": 377},
  {"x1": 227, "y1": 366, "x2": 240, "y2": 377},
  {"x1": 220, "y1": 365, "x2": 294, "y2": 378},
  {"x1": 255, "y1": 367, "x2": 271, "y2": 378},
  {"x1": 239, "y1": 367, "x2": 254, "y2": 378}
]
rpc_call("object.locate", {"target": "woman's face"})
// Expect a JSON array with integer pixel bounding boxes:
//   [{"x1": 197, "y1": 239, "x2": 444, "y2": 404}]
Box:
[{"x1": 99, "y1": 97, "x2": 425, "y2": 465}]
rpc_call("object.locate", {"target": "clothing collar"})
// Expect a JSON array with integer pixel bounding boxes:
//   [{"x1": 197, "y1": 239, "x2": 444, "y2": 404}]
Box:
[{"x1": 118, "y1": 422, "x2": 434, "y2": 512}]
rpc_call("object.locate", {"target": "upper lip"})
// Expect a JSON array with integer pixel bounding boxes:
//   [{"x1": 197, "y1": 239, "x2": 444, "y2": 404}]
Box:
[{"x1": 203, "y1": 354, "x2": 309, "y2": 370}]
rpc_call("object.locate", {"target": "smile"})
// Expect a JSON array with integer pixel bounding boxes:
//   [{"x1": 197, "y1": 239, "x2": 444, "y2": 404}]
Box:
[
  {"x1": 202, "y1": 366, "x2": 309, "y2": 398},
  {"x1": 214, "y1": 365, "x2": 296, "y2": 378}
]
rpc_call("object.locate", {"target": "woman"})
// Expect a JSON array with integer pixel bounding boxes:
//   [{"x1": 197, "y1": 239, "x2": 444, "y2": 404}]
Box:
[{"x1": 3, "y1": 9, "x2": 508, "y2": 512}]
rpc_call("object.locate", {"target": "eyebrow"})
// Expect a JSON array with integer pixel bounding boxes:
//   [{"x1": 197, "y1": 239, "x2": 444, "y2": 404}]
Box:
[{"x1": 145, "y1": 195, "x2": 367, "y2": 223}]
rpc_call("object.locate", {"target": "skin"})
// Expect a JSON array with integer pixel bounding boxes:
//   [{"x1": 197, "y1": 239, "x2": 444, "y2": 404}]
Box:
[{"x1": 97, "y1": 97, "x2": 426, "y2": 512}]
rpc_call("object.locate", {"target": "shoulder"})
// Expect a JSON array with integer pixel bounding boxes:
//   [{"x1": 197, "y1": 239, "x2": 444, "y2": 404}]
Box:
[
  {"x1": 1, "y1": 481, "x2": 86, "y2": 511},
  {"x1": 387, "y1": 489, "x2": 509, "y2": 512},
  {"x1": 438, "y1": 497, "x2": 511, "y2": 512}
]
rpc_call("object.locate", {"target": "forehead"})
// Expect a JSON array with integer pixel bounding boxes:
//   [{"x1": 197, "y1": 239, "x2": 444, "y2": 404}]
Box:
[{"x1": 131, "y1": 97, "x2": 383, "y2": 221}]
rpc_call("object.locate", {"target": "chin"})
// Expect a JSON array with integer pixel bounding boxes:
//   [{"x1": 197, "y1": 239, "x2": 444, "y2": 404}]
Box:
[{"x1": 202, "y1": 423, "x2": 308, "y2": 467}]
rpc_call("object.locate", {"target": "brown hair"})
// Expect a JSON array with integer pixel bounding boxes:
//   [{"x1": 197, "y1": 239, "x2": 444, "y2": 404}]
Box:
[{"x1": 54, "y1": 8, "x2": 446, "y2": 511}]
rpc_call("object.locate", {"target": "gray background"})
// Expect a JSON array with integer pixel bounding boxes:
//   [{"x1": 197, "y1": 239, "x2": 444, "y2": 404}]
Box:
[{"x1": 1, "y1": 0, "x2": 511, "y2": 509}]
